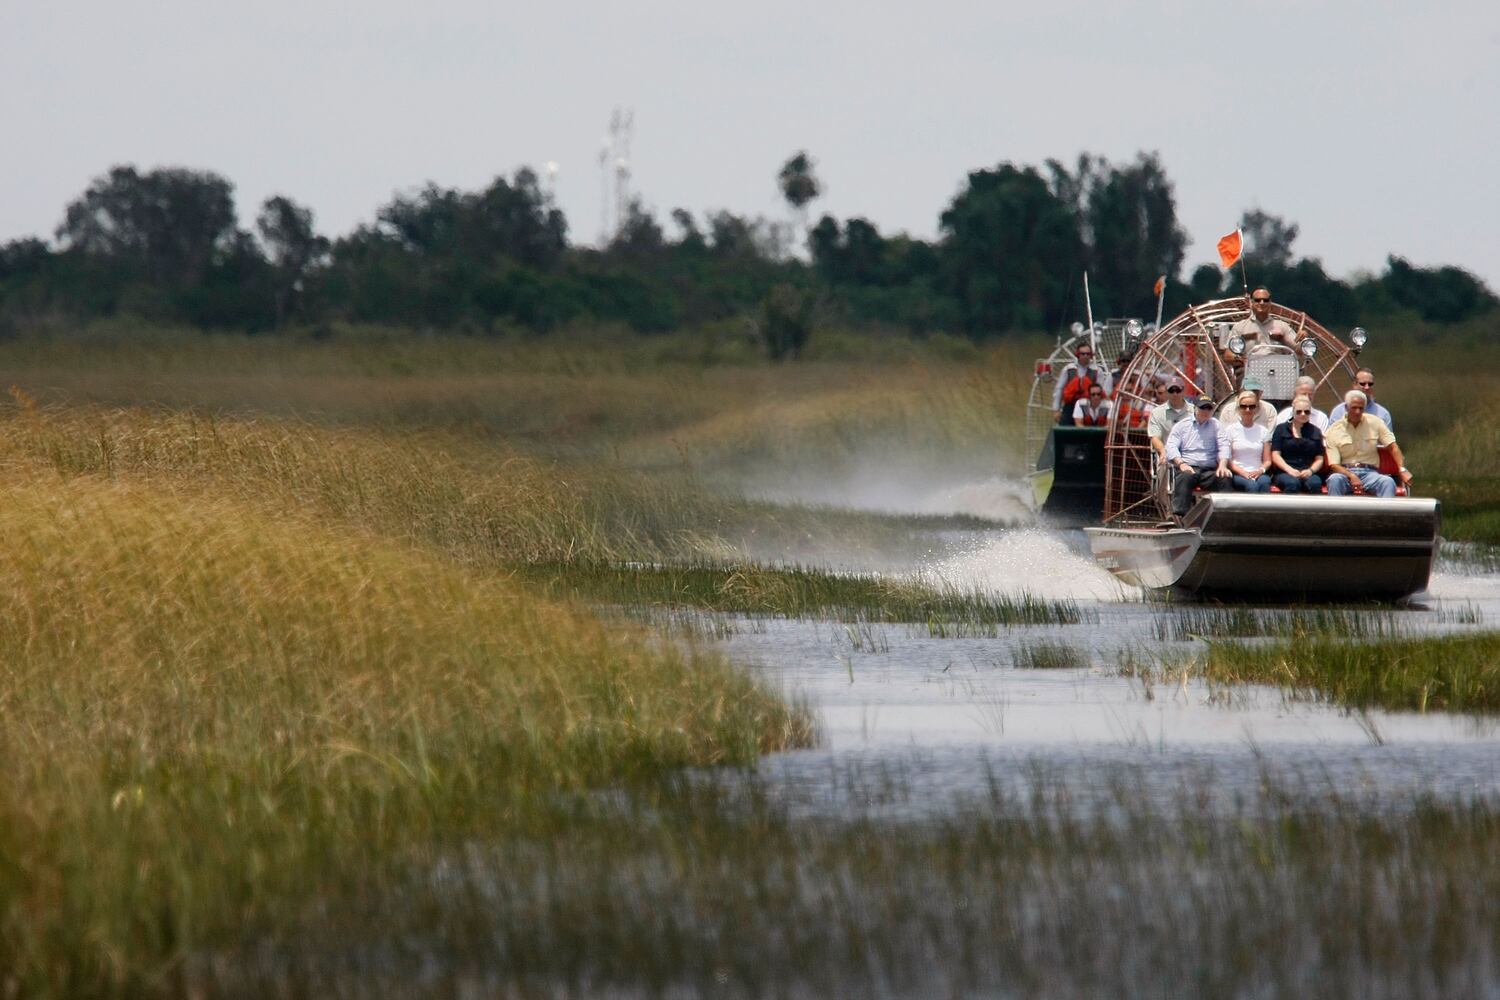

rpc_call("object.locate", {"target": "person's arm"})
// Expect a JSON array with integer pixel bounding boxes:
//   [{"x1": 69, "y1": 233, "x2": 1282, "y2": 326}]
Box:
[
  {"x1": 1308, "y1": 435, "x2": 1325, "y2": 476},
  {"x1": 1324, "y1": 438, "x2": 1361, "y2": 491},
  {"x1": 1388, "y1": 440, "x2": 1412, "y2": 485},
  {"x1": 1164, "y1": 423, "x2": 1185, "y2": 468},
  {"x1": 1257, "y1": 440, "x2": 1271, "y2": 477}
]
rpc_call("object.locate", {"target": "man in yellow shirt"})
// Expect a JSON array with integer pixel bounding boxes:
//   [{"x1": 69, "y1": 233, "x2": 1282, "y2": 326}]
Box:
[{"x1": 1325, "y1": 390, "x2": 1412, "y2": 497}]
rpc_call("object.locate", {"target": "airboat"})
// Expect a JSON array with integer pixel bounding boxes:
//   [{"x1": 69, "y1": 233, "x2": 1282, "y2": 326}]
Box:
[{"x1": 1026, "y1": 297, "x2": 1440, "y2": 599}]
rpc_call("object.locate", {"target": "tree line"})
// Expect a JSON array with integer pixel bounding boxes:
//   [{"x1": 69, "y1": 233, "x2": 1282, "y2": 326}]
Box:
[{"x1": 0, "y1": 155, "x2": 1493, "y2": 343}]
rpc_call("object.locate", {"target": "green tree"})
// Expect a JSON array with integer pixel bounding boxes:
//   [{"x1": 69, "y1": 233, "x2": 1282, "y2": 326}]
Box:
[
  {"x1": 1361, "y1": 256, "x2": 1497, "y2": 323},
  {"x1": 1239, "y1": 208, "x2": 1299, "y2": 269},
  {"x1": 778, "y1": 152, "x2": 821, "y2": 212},
  {"x1": 56, "y1": 165, "x2": 241, "y2": 290},
  {"x1": 938, "y1": 163, "x2": 1081, "y2": 334},
  {"x1": 1082, "y1": 152, "x2": 1186, "y2": 317},
  {"x1": 256, "y1": 196, "x2": 329, "y2": 327}
]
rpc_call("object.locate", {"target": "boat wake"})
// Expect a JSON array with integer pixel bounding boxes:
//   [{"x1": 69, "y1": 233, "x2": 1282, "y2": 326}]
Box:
[{"x1": 925, "y1": 527, "x2": 1136, "y2": 602}]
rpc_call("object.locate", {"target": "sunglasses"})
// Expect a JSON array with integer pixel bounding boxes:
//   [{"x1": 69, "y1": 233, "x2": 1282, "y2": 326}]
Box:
[
  {"x1": 1357, "y1": 381, "x2": 1375, "y2": 387},
  {"x1": 1088, "y1": 392, "x2": 1104, "y2": 397},
  {"x1": 1294, "y1": 409, "x2": 1311, "y2": 415},
  {"x1": 1251, "y1": 297, "x2": 1271, "y2": 303},
  {"x1": 1239, "y1": 403, "x2": 1258, "y2": 410},
  {"x1": 1167, "y1": 386, "x2": 1184, "y2": 393}
]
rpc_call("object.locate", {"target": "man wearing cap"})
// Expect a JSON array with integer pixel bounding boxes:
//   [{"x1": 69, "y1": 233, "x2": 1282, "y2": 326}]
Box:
[
  {"x1": 1218, "y1": 377, "x2": 1277, "y2": 431},
  {"x1": 1325, "y1": 390, "x2": 1411, "y2": 498},
  {"x1": 1164, "y1": 395, "x2": 1230, "y2": 517},
  {"x1": 1147, "y1": 382, "x2": 1192, "y2": 463},
  {"x1": 1220, "y1": 288, "x2": 1297, "y2": 362}
]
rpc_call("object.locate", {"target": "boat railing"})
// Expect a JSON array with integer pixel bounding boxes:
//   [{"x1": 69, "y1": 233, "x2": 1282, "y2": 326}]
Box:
[{"x1": 1100, "y1": 297, "x2": 1365, "y2": 525}]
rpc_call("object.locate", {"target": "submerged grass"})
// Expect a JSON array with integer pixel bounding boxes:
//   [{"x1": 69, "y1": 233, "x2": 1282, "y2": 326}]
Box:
[
  {"x1": 1152, "y1": 605, "x2": 1412, "y2": 642},
  {"x1": 513, "y1": 560, "x2": 1088, "y2": 625},
  {"x1": 1200, "y1": 631, "x2": 1500, "y2": 713},
  {"x1": 178, "y1": 773, "x2": 1500, "y2": 999},
  {"x1": 0, "y1": 473, "x2": 812, "y2": 995}
]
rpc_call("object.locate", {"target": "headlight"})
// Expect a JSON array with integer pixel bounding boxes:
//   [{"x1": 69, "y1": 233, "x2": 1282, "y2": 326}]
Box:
[
  {"x1": 1071, "y1": 322, "x2": 1085, "y2": 337},
  {"x1": 1228, "y1": 334, "x2": 1246, "y2": 356},
  {"x1": 1125, "y1": 319, "x2": 1143, "y2": 339},
  {"x1": 1300, "y1": 337, "x2": 1318, "y2": 359},
  {"x1": 1350, "y1": 327, "x2": 1368, "y2": 349}
]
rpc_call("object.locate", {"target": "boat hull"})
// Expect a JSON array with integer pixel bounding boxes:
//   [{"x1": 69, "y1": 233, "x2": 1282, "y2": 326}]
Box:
[{"x1": 1084, "y1": 494, "x2": 1440, "y2": 599}]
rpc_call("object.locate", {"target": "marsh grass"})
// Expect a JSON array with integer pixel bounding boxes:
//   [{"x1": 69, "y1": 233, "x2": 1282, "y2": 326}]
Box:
[
  {"x1": 178, "y1": 774, "x2": 1500, "y2": 999},
  {"x1": 0, "y1": 474, "x2": 812, "y2": 995},
  {"x1": 1014, "y1": 639, "x2": 1092, "y2": 670},
  {"x1": 512, "y1": 560, "x2": 1088, "y2": 625},
  {"x1": 1200, "y1": 631, "x2": 1500, "y2": 712},
  {"x1": 1152, "y1": 605, "x2": 1410, "y2": 642}
]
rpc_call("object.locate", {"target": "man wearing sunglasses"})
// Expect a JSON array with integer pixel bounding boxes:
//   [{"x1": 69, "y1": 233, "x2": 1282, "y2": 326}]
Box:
[
  {"x1": 1328, "y1": 369, "x2": 1393, "y2": 429},
  {"x1": 1219, "y1": 288, "x2": 1297, "y2": 362},
  {"x1": 1147, "y1": 382, "x2": 1192, "y2": 462},
  {"x1": 1052, "y1": 343, "x2": 1110, "y2": 426}
]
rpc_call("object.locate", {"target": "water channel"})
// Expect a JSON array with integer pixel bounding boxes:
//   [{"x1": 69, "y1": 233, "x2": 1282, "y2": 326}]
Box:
[{"x1": 711, "y1": 522, "x2": 1500, "y2": 816}]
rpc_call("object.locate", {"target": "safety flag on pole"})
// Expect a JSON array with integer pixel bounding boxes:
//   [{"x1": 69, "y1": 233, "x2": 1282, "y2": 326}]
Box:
[
  {"x1": 1216, "y1": 229, "x2": 1243, "y2": 269},
  {"x1": 1153, "y1": 275, "x2": 1166, "y2": 297}
]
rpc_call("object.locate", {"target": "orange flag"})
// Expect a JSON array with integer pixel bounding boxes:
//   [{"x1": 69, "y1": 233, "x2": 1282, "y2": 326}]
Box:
[
  {"x1": 1153, "y1": 275, "x2": 1166, "y2": 297},
  {"x1": 1217, "y1": 229, "x2": 1243, "y2": 269}
]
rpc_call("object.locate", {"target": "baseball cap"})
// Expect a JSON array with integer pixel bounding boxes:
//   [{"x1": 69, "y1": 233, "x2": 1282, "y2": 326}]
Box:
[{"x1": 1194, "y1": 394, "x2": 1215, "y2": 409}]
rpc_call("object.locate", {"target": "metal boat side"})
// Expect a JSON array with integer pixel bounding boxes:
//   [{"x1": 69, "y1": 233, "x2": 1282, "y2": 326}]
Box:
[{"x1": 1085, "y1": 494, "x2": 1440, "y2": 599}]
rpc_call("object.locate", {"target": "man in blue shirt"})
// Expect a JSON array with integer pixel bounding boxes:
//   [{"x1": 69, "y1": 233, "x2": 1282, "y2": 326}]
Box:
[
  {"x1": 1328, "y1": 368, "x2": 1393, "y2": 428},
  {"x1": 1164, "y1": 394, "x2": 1229, "y2": 517}
]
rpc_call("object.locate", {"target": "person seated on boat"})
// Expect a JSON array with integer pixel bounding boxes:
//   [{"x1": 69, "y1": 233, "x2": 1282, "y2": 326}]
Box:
[
  {"x1": 1147, "y1": 381, "x2": 1191, "y2": 463},
  {"x1": 1327, "y1": 368, "x2": 1394, "y2": 429},
  {"x1": 1218, "y1": 376, "x2": 1277, "y2": 431},
  {"x1": 1220, "y1": 390, "x2": 1273, "y2": 493},
  {"x1": 1109, "y1": 352, "x2": 1131, "y2": 397},
  {"x1": 1219, "y1": 287, "x2": 1297, "y2": 363},
  {"x1": 1270, "y1": 396, "x2": 1326, "y2": 493},
  {"x1": 1325, "y1": 390, "x2": 1411, "y2": 497},
  {"x1": 1164, "y1": 394, "x2": 1229, "y2": 517},
  {"x1": 1274, "y1": 376, "x2": 1330, "y2": 431},
  {"x1": 1052, "y1": 344, "x2": 1110, "y2": 425},
  {"x1": 1072, "y1": 385, "x2": 1113, "y2": 426}
]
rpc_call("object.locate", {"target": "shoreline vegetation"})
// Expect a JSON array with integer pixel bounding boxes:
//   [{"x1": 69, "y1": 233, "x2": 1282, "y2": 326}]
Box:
[{"x1": 4, "y1": 325, "x2": 1500, "y2": 993}]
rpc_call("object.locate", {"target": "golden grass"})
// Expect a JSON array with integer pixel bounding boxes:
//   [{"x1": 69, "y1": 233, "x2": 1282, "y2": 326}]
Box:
[{"x1": 0, "y1": 473, "x2": 810, "y2": 993}]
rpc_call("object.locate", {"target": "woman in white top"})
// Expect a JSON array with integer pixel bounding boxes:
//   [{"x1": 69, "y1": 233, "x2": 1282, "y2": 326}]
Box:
[{"x1": 1219, "y1": 390, "x2": 1272, "y2": 492}]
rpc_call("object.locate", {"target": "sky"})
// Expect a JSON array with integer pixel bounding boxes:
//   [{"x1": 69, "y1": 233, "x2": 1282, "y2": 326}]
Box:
[{"x1": 5, "y1": 1, "x2": 1500, "y2": 290}]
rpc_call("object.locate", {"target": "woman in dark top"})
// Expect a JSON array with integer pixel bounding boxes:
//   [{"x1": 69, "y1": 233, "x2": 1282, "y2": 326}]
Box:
[{"x1": 1270, "y1": 396, "x2": 1326, "y2": 493}]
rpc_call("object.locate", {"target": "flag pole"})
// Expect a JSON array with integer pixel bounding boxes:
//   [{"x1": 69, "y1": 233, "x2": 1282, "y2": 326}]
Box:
[
  {"x1": 1236, "y1": 228, "x2": 1249, "y2": 299},
  {"x1": 1154, "y1": 276, "x2": 1166, "y2": 330}
]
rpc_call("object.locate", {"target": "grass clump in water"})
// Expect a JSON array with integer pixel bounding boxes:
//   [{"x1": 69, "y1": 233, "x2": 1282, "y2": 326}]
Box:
[
  {"x1": 1152, "y1": 605, "x2": 1409, "y2": 642},
  {"x1": 513, "y1": 560, "x2": 1088, "y2": 625},
  {"x1": 1014, "y1": 640, "x2": 1092, "y2": 670},
  {"x1": 1200, "y1": 631, "x2": 1500, "y2": 712},
  {"x1": 0, "y1": 476, "x2": 811, "y2": 995}
]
